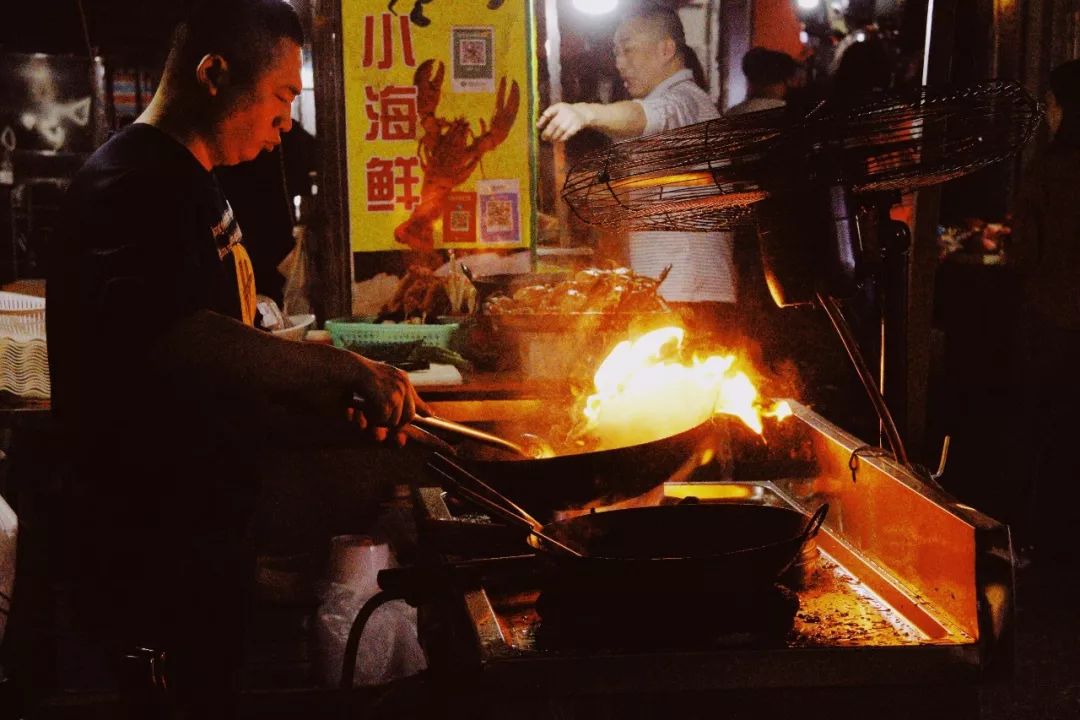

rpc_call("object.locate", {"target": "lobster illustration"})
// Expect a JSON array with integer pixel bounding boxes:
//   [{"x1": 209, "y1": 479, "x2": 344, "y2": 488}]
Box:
[{"x1": 394, "y1": 59, "x2": 520, "y2": 250}]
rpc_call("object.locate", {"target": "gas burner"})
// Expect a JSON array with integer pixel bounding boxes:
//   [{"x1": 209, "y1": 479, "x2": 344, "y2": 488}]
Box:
[{"x1": 534, "y1": 582, "x2": 799, "y2": 652}]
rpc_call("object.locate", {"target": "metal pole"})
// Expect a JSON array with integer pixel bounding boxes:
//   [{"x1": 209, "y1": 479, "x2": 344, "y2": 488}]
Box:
[
  {"x1": 545, "y1": 0, "x2": 572, "y2": 246},
  {"x1": 312, "y1": 0, "x2": 353, "y2": 320}
]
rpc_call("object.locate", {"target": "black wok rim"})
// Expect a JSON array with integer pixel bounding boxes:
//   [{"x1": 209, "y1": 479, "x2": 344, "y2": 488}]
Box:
[{"x1": 528, "y1": 503, "x2": 823, "y2": 562}]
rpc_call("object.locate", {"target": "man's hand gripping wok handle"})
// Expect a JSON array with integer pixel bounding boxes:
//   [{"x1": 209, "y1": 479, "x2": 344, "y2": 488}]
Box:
[{"x1": 347, "y1": 357, "x2": 430, "y2": 445}]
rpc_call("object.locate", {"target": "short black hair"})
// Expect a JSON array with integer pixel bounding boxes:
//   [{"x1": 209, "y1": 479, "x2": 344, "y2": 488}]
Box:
[
  {"x1": 741, "y1": 47, "x2": 796, "y2": 87},
  {"x1": 831, "y1": 39, "x2": 892, "y2": 101},
  {"x1": 166, "y1": 0, "x2": 303, "y2": 88},
  {"x1": 1050, "y1": 59, "x2": 1080, "y2": 113}
]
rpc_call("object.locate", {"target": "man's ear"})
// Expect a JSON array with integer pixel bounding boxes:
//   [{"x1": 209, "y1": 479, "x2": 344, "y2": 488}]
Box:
[
  {"x1": 660, "y1": 36, "x2": 678, "y2": 63},
  {"x1": 195, "y1": 53, "x2": 230, "y2": 97}
]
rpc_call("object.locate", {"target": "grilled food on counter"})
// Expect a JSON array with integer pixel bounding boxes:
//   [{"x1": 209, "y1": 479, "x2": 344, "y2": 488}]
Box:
[
  {"x1": 484, "y1": 266, "x2": 671, "y2": 316},
  {"x1": 379, "y1": 263, "x2": 478, "y2": 323},
  {"x1": 379, "y1": 265, "x2": 447, "y2": 323}
]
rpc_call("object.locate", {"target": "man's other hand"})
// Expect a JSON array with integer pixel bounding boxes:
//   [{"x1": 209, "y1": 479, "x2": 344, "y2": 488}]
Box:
[{"x1": 537, "y1": 102, "x2": 590, "y2": 143}]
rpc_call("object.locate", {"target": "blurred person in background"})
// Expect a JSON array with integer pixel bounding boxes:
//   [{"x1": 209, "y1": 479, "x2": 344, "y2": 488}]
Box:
[
  {"x1": 725, "y1": 47, "x2": 798, "y2": 116},
  {"x1": 828, "y1": 36, "x2": 893, "y2": 104},
  {"x1": 537, "y1": 3, "x2": 739, "y2": 342},
  {"x1": 722, "y1": 47, "x2": 799, "y2": 387},
  {"x1": 1012, "y1": 59, "x2": 1080, "y2": 563}
]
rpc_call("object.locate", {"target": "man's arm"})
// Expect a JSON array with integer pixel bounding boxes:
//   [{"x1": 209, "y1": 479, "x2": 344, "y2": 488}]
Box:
[
  {"x1": 537, "y1": 101, "x2": 646, "y2": 143},
  {"x1": 151, "y1": 309, "x2": 427, "y2": 442}
]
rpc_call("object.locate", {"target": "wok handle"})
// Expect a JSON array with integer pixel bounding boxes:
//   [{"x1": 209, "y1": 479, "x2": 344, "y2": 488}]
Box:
[
  {"x1": 401, "y1": 424, "x2": 459, "y2": 456},
  {"x1": 352, "y1": 392, "x2": 531, "y2": 458},
  {"x1": 412, "y1": 415, "x2": 532, "y2": 458},
  {"x1": 801, "y1": 503, "x2": 829, "y2": 541}
]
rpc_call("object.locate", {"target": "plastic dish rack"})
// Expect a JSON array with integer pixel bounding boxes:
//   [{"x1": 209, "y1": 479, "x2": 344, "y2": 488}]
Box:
[
  {"x1": 324, "y1": 317, "x2": 458, "y2": 352},
  {"x1": 0, "y1": 292, "x2": 49, "y2": 399}
]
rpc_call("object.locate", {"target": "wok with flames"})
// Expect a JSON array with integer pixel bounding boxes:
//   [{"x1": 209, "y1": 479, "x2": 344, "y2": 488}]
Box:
[
  {"x1": 468, "y1": 417, "x2": 718, "y2": 522},
  {"x1": 452, "y1": 326, "x2": 792, "y2": 520}
]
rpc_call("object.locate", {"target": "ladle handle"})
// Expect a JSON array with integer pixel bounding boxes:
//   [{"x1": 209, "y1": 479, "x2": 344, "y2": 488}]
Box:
[
  {"x1": 426, "y1": 464, "x2": 534, "y2": 532},
  {"x1": 426, "y1": 454, "x2": 584, "y2": 558},
  {"x1": 801, "y1": 503, "x2": 829, "y2": 541},
  {"x1": 428, "y1": 452, "x2": 546, "y2": 530}
]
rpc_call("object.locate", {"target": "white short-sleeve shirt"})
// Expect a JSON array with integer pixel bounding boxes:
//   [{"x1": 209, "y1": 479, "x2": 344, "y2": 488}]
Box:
[
  {"x1": 628, "y1": 70, "x2": 734, "y2": 303},
  {"x1": 635, "y1": 68, "x2": 720, "y2": 135}
]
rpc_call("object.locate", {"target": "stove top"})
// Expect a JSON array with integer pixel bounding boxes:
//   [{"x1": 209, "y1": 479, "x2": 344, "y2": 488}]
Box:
[
  {"x1": 416, "y1": 482, "x2": 935, "y2": 656},
  {"x1": 399, "y1": 403, "x2": 1013, "y2": 718}
]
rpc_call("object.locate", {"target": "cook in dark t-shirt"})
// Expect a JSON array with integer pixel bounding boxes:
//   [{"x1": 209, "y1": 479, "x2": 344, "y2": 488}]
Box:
[
  {"x1": 47, "y1": 121, "x2": 270, "y2": 677},
  {"x1": 50, "y1": 123, "x2": 257, "y2": 430},
  {"x1": 44, "y1": 3, "x2": 427, "y2": 710}
]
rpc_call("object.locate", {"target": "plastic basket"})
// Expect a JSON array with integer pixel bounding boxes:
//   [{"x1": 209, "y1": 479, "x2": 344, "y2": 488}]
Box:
[
  {"x1": 325, "y1": 317, "x2": 458, "y2": 353},
  {"x1": 0, "y1": 337, "x2": 50, "y2": 399},
  {"x1": 0, "y1": 292, "x2": 46, "y2": 340}
]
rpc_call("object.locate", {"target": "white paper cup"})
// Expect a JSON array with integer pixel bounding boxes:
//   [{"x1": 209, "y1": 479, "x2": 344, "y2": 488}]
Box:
[{"x1": 329, "y1": 534, "x2": 392, "y2": 598}]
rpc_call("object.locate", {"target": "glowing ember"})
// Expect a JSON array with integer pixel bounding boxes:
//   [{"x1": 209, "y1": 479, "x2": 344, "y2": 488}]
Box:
[{"x1": 582, "y1": 326, "x2": 790, "y2": 447}]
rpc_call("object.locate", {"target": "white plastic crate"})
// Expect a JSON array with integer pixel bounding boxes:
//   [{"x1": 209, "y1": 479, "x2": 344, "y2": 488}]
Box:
[
  {"x1": 0, "y1": 292, "x2": 46, "y2": 340},
  {"x1": 0, "y1": 292, "x2": 49, "y2": 398}
]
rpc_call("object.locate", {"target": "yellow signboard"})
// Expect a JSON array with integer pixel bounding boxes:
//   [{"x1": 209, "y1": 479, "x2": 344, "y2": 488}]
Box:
[{"x1": 341, "y1": 1, "x2": 536, "y2": 253}]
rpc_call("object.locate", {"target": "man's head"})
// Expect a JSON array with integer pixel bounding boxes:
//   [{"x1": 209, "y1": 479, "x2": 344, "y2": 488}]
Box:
[
  {"x1": 613, "y1": 5, "x2": 698, "y2": 98},
  {"x1": 1048, "y1": 59, "x2": 1080, "y2": 137},
  {"x1": 741, "y1": 48, "x2": 797, "y2": 101},
  {"x1": 160, "y1": 0, "x2": 303, "y2": 166},
  {"x1": 830, "y1": 39, "x2": 892, "y2": 103}
]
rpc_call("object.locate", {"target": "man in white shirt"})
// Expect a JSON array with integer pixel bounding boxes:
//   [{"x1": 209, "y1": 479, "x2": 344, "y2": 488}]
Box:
[{"x1": 537, "y1": 5, "x2": 736, "y2": 316}]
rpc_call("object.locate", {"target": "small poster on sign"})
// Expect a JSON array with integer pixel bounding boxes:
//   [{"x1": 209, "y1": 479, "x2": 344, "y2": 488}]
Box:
[
  {"x1": 442, "y1": 191, "x2": 477, "y2": 244},
  {"x1": 451, "y1": 26, "x2": 495, "y2": 93},
  {"x1": 478, "y1": 179, "x2": 520, "y2": 245}
]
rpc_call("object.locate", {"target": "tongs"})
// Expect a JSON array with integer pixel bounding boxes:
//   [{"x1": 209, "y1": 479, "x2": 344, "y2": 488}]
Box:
[{"x1": 427, "y1": 452, "x2": 583, "y2": 557}]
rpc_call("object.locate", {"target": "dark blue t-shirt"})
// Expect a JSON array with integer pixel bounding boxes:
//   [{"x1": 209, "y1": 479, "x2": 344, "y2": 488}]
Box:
[
  {"x1": 48, "y1": 123, "x2": 252, "y2": 433},
  {"x1": 47, "y1": 124, "x2": 265, "y2": 642}
]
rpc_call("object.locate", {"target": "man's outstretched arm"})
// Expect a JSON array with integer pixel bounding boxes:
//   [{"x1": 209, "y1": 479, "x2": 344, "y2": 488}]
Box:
[
  {"x1": 537, "y1": 101, "x2": 646, "y2": 142},
  {"x1": 151, "y1": 309, "x2": 428, "y2": 443}
]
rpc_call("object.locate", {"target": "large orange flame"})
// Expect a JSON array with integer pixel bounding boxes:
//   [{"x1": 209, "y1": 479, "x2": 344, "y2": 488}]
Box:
[{"x1": 582, "y1": 326, "x2": 790, "y2": 448}]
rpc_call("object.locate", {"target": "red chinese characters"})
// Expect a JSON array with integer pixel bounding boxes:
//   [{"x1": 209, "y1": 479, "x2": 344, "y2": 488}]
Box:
[
  {"x1": 362, "y1": 13, "x2": 416, "y2": 70},
  {"x1": 364, "y1": 85, "x2": 418, "y2": 141},
  {"x1": 357, "y1": 14, "x2": 429, "y2": 228},
  {"x1": 365, "y1": 156, "x2": 421, "y2": 212}
]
